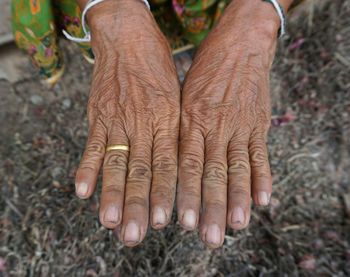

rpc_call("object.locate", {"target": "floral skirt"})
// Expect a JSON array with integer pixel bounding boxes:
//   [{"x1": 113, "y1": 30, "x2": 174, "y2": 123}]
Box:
[{"x1": 11, "y1": 0, "x2": 228, "y2": 84}]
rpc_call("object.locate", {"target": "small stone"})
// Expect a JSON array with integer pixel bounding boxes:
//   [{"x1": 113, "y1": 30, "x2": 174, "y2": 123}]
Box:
[
  {"x1": 30, "y1": 94, "x2": 43, "y2": 105},
  {"x1": 298, "y1": 255, "x2": 316, "y2": 271},
  {"x1": 335, "y1": 34, "x2": 343, "y2": 42},
  {"x1": 52, "y1": 180, "x2": 61, "y2": 188},
  {"x1": 51, "y1": 167, "x2": 63, "y2": 179},
  {"x1": 62, "y1": 98, "x2": 72, "y2": 109}
]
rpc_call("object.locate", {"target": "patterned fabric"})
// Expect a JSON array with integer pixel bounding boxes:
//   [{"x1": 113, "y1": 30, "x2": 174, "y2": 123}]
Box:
[
  {"x1": 172, "y1": 0, "x2": 227, "y2": 45},
  {"x1": 11, "y1": 0, "x2": 94, "y2": 82},
  {"x1": 11, "y1": 0, "x2": 228, "y2": 83},
  {"x1": 11, "y1": 0, "x2": 64, "y2": 79},
  {"x1": 12, "y1": 0, "x2": 303, "y2": 84}
]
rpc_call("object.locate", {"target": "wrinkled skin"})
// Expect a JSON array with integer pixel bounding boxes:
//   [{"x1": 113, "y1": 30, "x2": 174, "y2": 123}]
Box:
[
  {"x1": 74, "y1": 0, "x2": 180, "y2": 247},
  {"x1": 74, "y1": 0, "x2": 293, "y2": 248},
  {"x1": 177, "y1": 0, "x2": 283, "y2": 248}
]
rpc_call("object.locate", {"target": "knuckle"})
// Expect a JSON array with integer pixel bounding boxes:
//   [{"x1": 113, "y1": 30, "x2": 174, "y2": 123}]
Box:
[
  {"x1": 102, "y1": 184, "x2": 124, "y2": 194},
  {"x1": 124, "y1": 195, "x2": 148, "y2": 209},
  {"x1": 249, "y1": 134, "x2": 265, "y2": 145},
  {"x1": 128, "y1": 159, "x2": 152, "y2": 181},
  {"x1": 153, "y1": 157, "x2": 177, "y2": 174},
  {"x1": 85, "y1": 139, "x2": 105, "y2": 157},
  {"x1": 251, "y1": 151, "x2": 268, "y2": 168},
  {"x1": 252, "y1": 124, "x2": 270, "y2": 139},
  {"x1": 227, "y1": 145, "x2": 250, "y2": 175},
  {"x1": 203, "y1": 199, "x2": 226, "y2": 211},
  {"x1": 228, "y1": 159, "x2": 250, "y2": 176},
  {"x1": 180, "y1": 130, "x2": 204, "y2": 146},
  {"x1": 103, "y1": 152, "x2": 128, "y2": 171},
  {"x1": 203, "y1": 161, "x2": 227, "y2": 183},
  {"x1": 180, "y1": 153, "x2": 203, "y2": 175},
  {"x1": 252, "y1": 172, "x2": 272, "y2": 185},
  {"x1": 151, "y1": 187, "x2": 175, "y2": 204},
  {"x1": 153, "y1": 174, "x2": 177, "y2": 189},
  {"x1": 228, "y1": 184, "x2": 250, "y2": 200},
  {"x1": 178, "y1": 184, "x2": 201, "y2": 200},
  {"x1": 249, "y1": 141, "x2": 269, "y2": 168},
  {"x1": 79, "y1": 139, "x2": 106, "y2": 170},
  {"x1": 79, "y1": 159, "x2": 101, "y2": 171},
  {"x1": 250, "y1": 129, "x2": 268, "y2": 142}
]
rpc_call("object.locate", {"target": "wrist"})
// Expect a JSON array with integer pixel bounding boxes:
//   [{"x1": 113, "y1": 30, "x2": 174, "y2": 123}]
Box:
[
  {"x1": 222, "y1": 0, "x2": 290, "y2": 39},
  {"x1": 80, "y1": 0, "x2": 150, "y2": 31},
  {"x1": 80, "y1": 0, "x2": 166, "y2": 57}
]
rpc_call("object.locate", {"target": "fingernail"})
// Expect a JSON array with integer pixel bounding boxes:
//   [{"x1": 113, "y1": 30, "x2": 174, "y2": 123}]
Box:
[
  {"x1": 258, "y1": 192, "x2": 270, "y2": 206},
  {"x1": 104, "y1": 206, "x2": 119, "y2": 223},
  {"x1": 152, "y1": 207, "x2": 167, "y2": 226},
  {"x1": 124, "y1": 222, "x2": 140, "y2": 244},
  {"x1": 231, "y1": 207, "x2": 245, "y2": 225},
  {"x1": 76, "y1": 182, "x2": 88, "y2": 197},
  {"x1": 182, "y1": 209, "x2": 196, "y2": 229},
  {"x1": 205, "y1": 224, "x2": 221, "y2": 246}
]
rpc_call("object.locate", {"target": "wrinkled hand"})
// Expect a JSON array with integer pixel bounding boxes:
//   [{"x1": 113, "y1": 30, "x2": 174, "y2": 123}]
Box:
[
  {"x1": 177, "y1": 0, "x2": 281, "y2": 248},
  {"x1": 75, "y1": 0, "x2": 180, "y2": 247}
]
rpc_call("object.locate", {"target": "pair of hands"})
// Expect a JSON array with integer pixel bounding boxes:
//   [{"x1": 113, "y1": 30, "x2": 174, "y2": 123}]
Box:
[{"x1": 74, "y1": 0, "x2": 283, "y2": 248}]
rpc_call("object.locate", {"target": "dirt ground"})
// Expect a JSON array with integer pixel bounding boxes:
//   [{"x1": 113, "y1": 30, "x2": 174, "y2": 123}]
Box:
[{"x1": 1, "y1": 0, "x2": 350, "y2": 276}]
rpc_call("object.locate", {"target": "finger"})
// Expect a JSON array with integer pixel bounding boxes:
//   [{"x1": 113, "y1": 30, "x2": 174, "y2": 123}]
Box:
[
  {"x1": 200, "y1": 131, "x2": 228, "y2": 248},
  {"x1": 177, "y1": 124, "x2": 204, "y2": 230},
  {"x1": 121, "y1": 131, "x2": 153, "y2": 247},
  {"x1": 75, "y1": 118, "x2": 106, "y2": 199},
  {"x1": 150, "y1": 120, "x2": 179, "y2": 229},
  {"x1": 249, "y1": 128, "x2": 272, "y2": 206},
  {"x1": 227, "y1": 132, "x2": 251, "y2": 230},
  {"x1": 99, "y1": 121, "x2": 129, "y2": 229}
]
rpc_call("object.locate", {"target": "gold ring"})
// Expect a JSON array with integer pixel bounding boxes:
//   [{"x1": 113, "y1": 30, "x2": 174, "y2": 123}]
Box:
[{"x1": 106, "y1": 145, "x2": 129, "y2": 152}]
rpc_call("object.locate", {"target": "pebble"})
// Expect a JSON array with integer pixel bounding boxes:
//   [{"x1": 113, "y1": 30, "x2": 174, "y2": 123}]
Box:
[
  {"x1": 51, "y1": 167, "x2": 63, "y2": 179},
  {"x1": 298, "y1": 255, "x2": 316, "y2": 271},
  {"x1": 30, "y1": 94, "x2": 43, "y2": 105},
  {"x1": 62, "y1": 98, "x2": 72, "y2": 109}
]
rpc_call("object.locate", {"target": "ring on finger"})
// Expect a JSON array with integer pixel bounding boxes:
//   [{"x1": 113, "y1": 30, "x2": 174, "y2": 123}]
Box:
[{"x1": 106, "y1": 145, "x2": 129, "y2": 152}]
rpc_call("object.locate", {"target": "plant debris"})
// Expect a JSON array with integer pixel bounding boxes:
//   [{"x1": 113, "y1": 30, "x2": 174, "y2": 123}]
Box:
[{"x1": 0, "y1": 0, "x2": 349, "y2": 275}]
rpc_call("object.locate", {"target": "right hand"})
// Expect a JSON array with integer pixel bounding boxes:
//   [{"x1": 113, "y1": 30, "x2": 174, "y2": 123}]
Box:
[{"x1": 74, "y1": 0, "x2": 180, "y2": 247}]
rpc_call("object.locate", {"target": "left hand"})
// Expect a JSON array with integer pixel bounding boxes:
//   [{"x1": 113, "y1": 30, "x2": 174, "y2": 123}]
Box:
[{"x1": 177, "y1": 0, "x2": 281, "y2": 248}]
